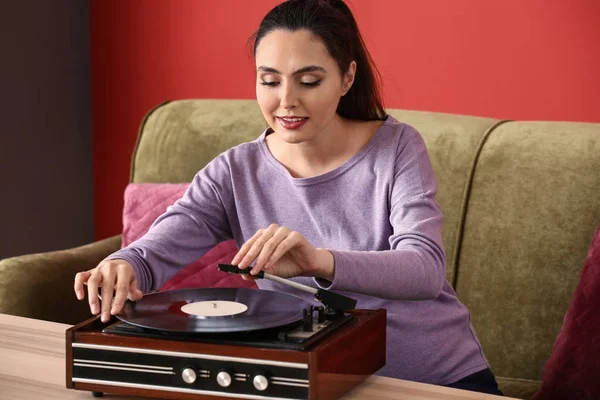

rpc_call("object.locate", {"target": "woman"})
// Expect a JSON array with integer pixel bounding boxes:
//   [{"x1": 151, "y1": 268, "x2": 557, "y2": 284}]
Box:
[{"x1": 74, "y1": 0, "x2": 502, "y2": 395}]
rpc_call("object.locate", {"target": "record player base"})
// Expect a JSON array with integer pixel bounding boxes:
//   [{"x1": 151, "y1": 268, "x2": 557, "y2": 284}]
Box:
[{"x1": 66, "y1": 309, "x2": 386, "y2": 400}]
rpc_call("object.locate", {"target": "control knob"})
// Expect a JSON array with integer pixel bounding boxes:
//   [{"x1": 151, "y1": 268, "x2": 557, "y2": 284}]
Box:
[
  {"x1": 181, "y1": 367, "x2": 197, "y2": 384},
  {"x1": 253, "y1": 374, "x2": 269, "y2": 391},
  {"x1": 216, "y1": 370, "x2": 232, "y2": 387}
]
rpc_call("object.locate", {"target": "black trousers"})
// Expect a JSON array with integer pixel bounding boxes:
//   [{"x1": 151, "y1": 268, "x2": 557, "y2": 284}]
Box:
[{"x1": 445, "y1": 368, "x2": 504, "y2": 396}]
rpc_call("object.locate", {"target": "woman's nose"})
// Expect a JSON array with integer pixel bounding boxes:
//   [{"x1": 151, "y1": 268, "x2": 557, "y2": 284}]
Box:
[{"x1": 280, "y1": 84, "x2": 299, "y2": 109}]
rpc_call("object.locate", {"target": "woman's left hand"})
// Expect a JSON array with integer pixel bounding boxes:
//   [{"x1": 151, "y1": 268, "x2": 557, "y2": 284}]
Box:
[{"x1": 231, "y1": 224, "x2": 334, "y2": 280}]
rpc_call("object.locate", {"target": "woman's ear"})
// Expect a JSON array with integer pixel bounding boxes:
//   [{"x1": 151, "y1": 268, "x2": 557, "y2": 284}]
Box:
[{"x1": 342, "y1": 61, "x2": 357, "y2": 96}]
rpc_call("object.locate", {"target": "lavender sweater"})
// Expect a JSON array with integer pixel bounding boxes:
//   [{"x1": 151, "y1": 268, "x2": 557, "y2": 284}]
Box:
[{"x1": 108, "y1": 116, "x2": 489, "y2": 384}]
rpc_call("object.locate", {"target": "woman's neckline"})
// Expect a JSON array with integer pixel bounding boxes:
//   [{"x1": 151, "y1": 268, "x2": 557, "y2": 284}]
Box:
[{"x1": 258, "y1": 115, "x2": 393, "y2": 186}]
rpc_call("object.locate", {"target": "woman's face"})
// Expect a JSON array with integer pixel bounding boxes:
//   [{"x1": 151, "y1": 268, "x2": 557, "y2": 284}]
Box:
[{"x1": 255, "y1": 29, "x2": 354, "y2": 144}]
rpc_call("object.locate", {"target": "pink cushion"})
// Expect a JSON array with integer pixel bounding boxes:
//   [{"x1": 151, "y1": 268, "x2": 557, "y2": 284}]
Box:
[
  {"x1": 121, "y1": 183, "x2": 256, "y2": 291},
  {"x1": 534, "y1": 225, "x2": 600, "y2": 400}
]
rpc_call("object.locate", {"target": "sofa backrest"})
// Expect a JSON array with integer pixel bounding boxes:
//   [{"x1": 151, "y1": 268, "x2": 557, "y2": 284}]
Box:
[
  {"x1": 132, "y1": 99, "x2": 600, "y2": 385},
  {"x1": 131, "y1": 100, "x2": 266, "y2": 184}
]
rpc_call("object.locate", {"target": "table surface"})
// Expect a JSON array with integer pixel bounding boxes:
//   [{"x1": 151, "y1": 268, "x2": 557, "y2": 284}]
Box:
[{"x1": 0, "y1": 313, "x2": 516, "y2": 400}]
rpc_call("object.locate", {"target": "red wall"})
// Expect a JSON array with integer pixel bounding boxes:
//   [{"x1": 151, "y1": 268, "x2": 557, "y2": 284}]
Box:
[{"x1": 90, "y1": 0, "x2": 600, "y2": 240}]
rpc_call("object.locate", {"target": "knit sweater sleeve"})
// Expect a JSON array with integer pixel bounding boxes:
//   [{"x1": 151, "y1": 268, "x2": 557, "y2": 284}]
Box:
[
  {"x1": 316, "y1": 125, "x2": 446, "y2": 300},
  {"x1": 105, "y1": 156, "x2": 233, "y2": 293}
]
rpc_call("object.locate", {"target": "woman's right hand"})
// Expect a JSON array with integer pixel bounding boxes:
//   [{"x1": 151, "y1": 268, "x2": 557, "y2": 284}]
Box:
[{"x1": 73, "y1": 259, "x2": 144, "y2": 322}]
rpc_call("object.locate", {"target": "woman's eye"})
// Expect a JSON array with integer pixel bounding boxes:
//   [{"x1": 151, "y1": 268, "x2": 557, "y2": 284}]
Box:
[
  {"x1": 259, "y1": 80, "x2": 321, "y2": 87},
  {"x1": 301, "y1": 80, "x2": 321, "y2": 87}
]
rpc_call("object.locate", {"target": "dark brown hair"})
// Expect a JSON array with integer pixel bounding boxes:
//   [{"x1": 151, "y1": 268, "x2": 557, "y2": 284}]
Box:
[{"x1": 250, "y1": 0, "x2": 387, "y2": 121}]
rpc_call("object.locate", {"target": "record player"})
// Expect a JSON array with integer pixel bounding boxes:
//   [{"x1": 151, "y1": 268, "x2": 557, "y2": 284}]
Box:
[{"x1": 66, "y1": 264, "x2": 386, "y2": 400}]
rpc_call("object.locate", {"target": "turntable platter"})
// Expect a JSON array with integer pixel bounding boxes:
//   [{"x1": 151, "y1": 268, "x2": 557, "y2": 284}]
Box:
[{"x1": 117, "y1": 288, "x2": 313, "y2": 333}]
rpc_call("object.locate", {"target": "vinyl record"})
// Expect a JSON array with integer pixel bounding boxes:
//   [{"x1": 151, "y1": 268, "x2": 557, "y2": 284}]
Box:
[{"x1": 117, "y1": 288, "x2": 312, "y2": 333}]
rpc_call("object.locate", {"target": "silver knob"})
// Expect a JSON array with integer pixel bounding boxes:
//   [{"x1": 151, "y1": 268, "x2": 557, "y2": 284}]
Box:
[
  {"x1": 181, "y1": 368, "x2": 197, "y2": 384},
  {"x1": 253, "y1": 374, "x2": 269, "y2": 391},
  {"x1": 216, "y1": 371, "x2": 232, "y2": 387}
]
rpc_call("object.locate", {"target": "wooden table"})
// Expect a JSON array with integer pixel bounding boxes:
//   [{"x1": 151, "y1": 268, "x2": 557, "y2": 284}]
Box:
[{"x1": 0, "y1": 314, "x2": 516, "y2": 399}]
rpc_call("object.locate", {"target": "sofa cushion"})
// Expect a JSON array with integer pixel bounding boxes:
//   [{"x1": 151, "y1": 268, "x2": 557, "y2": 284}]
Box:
[
  {"x1": 453, "y1": 121, "x2": 600, "y2": 382},
  {"x1": 533, "y1": 225, "x2": 600, "y2": 400},
  {"x1": 122, "y1": 183, "x2": 256, "y2": 291}
]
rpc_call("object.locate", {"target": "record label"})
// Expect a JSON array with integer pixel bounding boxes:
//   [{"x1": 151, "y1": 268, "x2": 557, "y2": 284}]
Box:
[{"x1": 180, "y1": 301, "x2": 248, "y2": 317}]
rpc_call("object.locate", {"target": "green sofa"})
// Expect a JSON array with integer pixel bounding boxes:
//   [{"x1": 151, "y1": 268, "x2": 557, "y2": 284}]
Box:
[{"x1": 1, "y1": 99, "x2": 599, "y2": 399}]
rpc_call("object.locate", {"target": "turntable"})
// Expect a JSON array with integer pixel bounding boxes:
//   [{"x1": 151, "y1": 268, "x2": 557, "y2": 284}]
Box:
[{"x1": 66, "y1": 264, "x2": 386, "y2": 400}]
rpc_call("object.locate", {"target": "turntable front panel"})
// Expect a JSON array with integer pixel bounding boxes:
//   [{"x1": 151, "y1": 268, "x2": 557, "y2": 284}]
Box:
[
  {"x1": 72, "y1": 342, "x2": 309, "y2": 400},
  {"x1": 66, "y1": 291, "x2": 387, "y2": 400}
]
